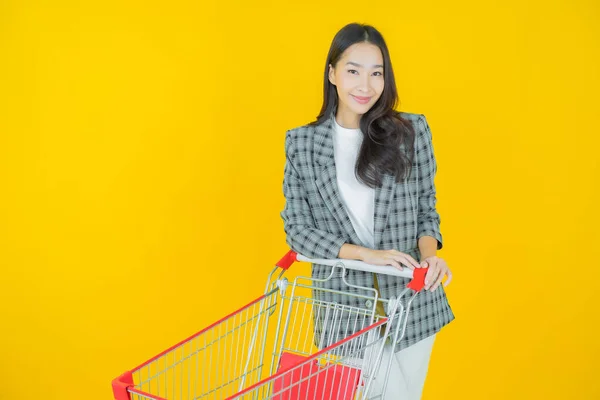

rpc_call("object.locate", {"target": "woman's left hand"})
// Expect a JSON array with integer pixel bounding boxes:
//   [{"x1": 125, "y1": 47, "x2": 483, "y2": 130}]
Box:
[{"x1": 420, "y1": 256, "x2": 453, "y2": 292}]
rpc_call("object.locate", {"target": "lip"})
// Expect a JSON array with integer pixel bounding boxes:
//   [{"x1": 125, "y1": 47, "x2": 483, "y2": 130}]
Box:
[{"x1": 351, "y1": 95, "x2": 372, "y2": 104}]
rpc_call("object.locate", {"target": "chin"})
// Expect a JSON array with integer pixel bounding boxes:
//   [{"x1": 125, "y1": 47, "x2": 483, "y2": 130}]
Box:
[
  {"x1": 351, "y1": 105, "x2": 372, "y2": 115},
  {"x1": 339, "y1": 99, "x2": 373, "y2": 116}
]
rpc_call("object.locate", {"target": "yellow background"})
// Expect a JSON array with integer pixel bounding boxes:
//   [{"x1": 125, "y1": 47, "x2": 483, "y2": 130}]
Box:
[{"x1": 1, "y1": 0, "x2": 598, "y2": 399}]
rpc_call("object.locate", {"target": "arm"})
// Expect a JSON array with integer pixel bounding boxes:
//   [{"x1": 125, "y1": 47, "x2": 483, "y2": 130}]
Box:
[
  {"x1": 418, "y1": 235, "x2": 439, "y2": 260},
  {"x1": 415, "y1": 114, "x2": 444, "y2": 257},
  {"x1": 280, "y1": 130, "x2": 347, "y2": 259},
  {"x1": 339, "y1": 243, "x2": 370, "y2": 261}
]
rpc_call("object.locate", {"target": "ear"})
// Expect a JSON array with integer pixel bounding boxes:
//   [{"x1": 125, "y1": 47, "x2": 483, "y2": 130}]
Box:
[{"x1": 328, "y1": 63, "x2": 336, "y2": 86}]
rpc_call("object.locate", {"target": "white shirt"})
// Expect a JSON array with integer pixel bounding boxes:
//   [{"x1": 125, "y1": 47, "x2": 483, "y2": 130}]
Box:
[{"x1": 332, "y1": 117, "x2": 375, "y2": 249}]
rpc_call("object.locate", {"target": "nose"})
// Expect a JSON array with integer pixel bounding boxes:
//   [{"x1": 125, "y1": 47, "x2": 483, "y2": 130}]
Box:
[{"x1": 357, "y1": 74, "x2": 372, "y2": 93}]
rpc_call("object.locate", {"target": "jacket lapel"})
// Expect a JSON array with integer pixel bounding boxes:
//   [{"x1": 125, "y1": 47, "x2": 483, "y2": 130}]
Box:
[
  {"x1": 313, "y1": 113, "x2": 365, "y2": 247},
  {"x1": 313, "y1": 112, "x2": 397, "y2": 250},
  {"x1": 373, "y1": 173, "x2": 396, "y2": 250}
]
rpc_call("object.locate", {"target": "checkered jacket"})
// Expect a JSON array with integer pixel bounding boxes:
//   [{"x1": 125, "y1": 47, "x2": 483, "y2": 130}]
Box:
[{"x1": 280, "y1": 110, "x2": 455, "y2": 352}]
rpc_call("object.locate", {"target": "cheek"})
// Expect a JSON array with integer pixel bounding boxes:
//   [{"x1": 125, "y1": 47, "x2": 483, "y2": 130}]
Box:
[
  {"x1": 336, "y1": 74, "x2": 354, "y2": 93},
  {"x1": 374, "y1": 79, "x2": 385, "y2": 94}
]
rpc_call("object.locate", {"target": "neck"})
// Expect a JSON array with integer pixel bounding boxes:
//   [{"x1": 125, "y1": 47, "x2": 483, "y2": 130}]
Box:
[{"x1": 335, "y1": 106, "x2": 361, "y2": 129}]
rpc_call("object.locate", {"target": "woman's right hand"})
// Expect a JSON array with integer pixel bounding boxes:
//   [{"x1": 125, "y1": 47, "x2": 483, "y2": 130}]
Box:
[{"x1": 358, "y1": 248, "x2": 421, "y2": 271}]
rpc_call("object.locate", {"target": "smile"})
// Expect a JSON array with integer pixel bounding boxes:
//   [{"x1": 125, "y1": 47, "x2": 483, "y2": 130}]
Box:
[{"x1": 351, "y1": 95, "x2": 372, "y2": 104}]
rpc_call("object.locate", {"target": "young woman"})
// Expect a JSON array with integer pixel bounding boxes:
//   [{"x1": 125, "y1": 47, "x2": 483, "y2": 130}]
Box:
[{"x1": 280, "y1": 23, "x2": 455, "y2": 399}]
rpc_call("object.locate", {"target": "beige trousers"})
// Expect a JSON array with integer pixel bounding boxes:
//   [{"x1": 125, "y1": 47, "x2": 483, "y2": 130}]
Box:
[{"x1": 364, "y1": 334, "x2": 437, "y2": 400}]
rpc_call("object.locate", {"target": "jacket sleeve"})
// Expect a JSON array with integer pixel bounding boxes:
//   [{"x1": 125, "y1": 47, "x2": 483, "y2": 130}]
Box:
[
  {"x1": 280, "y1": 130, "x2": 346, "y2": 259},
  {"x1": 415, "y1": 115, "x2": 444, "y2": 250}
]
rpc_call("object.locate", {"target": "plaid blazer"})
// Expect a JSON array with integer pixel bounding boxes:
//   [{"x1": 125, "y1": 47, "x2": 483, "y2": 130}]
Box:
[{"x1": 280, "y1": 110, "x2": 455, "y2": 352}]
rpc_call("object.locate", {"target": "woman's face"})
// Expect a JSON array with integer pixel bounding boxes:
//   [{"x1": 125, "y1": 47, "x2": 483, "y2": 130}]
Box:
[{"x1": 328, "y1": 42, "x2": 385, "y2": 120}]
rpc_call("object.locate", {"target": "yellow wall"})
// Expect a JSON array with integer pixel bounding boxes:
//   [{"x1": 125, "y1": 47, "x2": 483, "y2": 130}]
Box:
[{"x1": 1, "y1": 1, "x2": 598, "y2": 399}]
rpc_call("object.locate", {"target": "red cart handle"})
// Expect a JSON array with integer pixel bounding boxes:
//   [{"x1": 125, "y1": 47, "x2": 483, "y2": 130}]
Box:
[
  {"x1": 275, "y1": 249, "x2": 298, "y2": 270},
  {"x1": 276, "y1": 250, "x2": 428, "y2": 292}
]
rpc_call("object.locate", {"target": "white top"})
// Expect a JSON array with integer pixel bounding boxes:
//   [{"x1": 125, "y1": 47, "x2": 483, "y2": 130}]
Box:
[{"x1": 332, "y1": 117, "x2": 375, "y2": 248}]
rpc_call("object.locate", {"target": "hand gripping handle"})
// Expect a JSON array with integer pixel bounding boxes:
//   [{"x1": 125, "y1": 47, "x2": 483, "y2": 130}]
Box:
[{"x1": 275, "y1": 250, "x2": 428, "y2": 292}]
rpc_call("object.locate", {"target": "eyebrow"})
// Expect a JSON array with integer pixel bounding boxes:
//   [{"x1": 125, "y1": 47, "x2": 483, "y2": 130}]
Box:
[{"x1": 345, "y1": 61, "x2": 384, "y2": 68}]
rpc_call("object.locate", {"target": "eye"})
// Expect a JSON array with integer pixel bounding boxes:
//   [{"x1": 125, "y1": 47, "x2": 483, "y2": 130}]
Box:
[
  {"x1": 347, "y1": 69, "x2": 358, "y2": 74},
  {"x1": 373, "y1": 71, "x2": 383, "y2": 76}
]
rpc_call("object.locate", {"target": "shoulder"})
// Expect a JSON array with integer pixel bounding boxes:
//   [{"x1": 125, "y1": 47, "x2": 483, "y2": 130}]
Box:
[
  {"x1": 286, "y1": 119, "x2": 317, "y2": 140},
  {"x1": 286, "y1": 123, "x2": 314, "y2": 139},
  {"x1": 396, "y1": 110, "x2": 423, "y2": 123},
  {"x1": 283, "y1": 120, "x2": 319, "y2": 157},
  {"x1": 396, "y1": 110, "x2": 428, "y2": 131},
  {"x1": 396, "y1": 111, "x2": 433, "y2": 145}
]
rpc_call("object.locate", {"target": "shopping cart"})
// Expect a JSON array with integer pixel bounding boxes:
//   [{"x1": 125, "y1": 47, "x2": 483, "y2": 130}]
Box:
[{"x1": 112, "y1": 250, "x2": 428, "y2": 400}]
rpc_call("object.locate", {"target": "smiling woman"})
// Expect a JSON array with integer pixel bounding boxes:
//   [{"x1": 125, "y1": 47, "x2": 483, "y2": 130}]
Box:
[{"x1": 280, "y1": 22, "x2": 455, "y2": 400}]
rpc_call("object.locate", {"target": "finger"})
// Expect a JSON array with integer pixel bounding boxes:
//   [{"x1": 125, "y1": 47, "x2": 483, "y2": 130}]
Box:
[
  {"x1": 394, "y1": 250, "x2": 419, "y2": 269},
  {"x1": 399, "y1": 254, "x2": 420, "y2": 270},
  {"x1": 407, "y1": 255, "x2": 421, "y2": 269},
  {"x1": 431, "y1": 267, "x2": 446, "y2": 291},
  {"x1": 431, "y1": 260, "x2": 446, "y2": 290},
  {"x1": 389, "y1": 259, "x2": 403, "y2": 271},
  {"x1": 425, "y1": 267, "x2": 436, "y2": 289},
  {"x1": 443, "y1": 269, "x2": 453, "y2": 287},
  {"x1": 398, "y1": 258, "x2": 414, "y2": 270},
  {"x1": 382, "y1": 255, "x2": 403, "y2": 270},
  {"x1": 424, "y1": 259, "x2": 439, "y2": 289}
]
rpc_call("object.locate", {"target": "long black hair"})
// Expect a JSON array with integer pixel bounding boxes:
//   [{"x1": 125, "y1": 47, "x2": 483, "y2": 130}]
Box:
[{"x1": 309, "y1": 23, "x2": 416, "y2": 188}]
